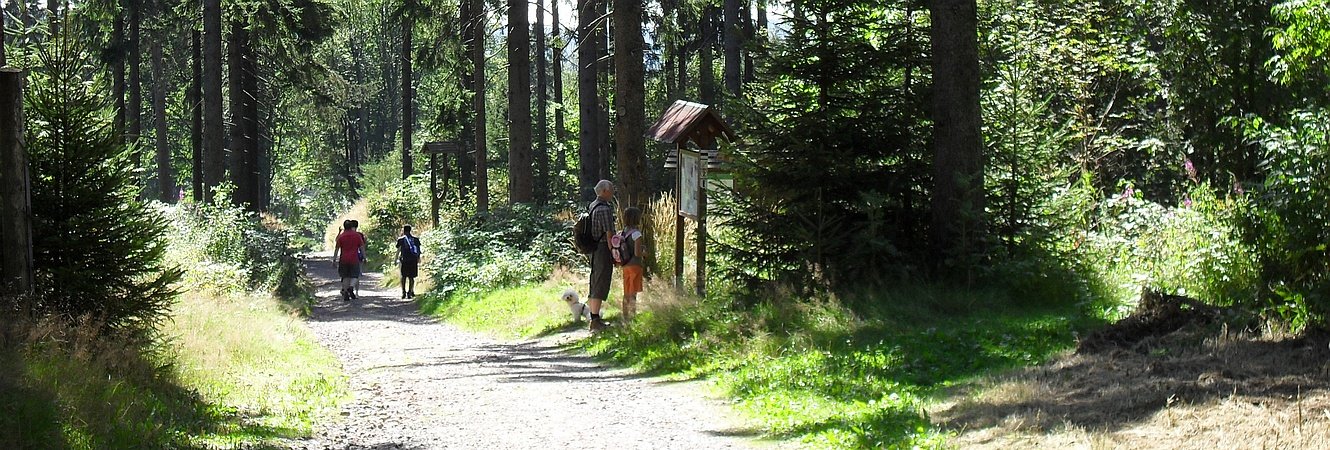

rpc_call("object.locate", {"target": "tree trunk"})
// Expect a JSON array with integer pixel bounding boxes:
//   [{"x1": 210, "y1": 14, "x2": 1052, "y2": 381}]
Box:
[
  {"x1": 577, "y1": 0, "x2": 600, "y2": 201},
  {"x1": 191, "y1": 30, "x2": 202, "y2": 202},
  {"x1": 458, "y1": 0, "x2": 473, "y2": 202},
  {"x1": 473, "y1": 0, "x2": 489, "y2": 212},
  {"x1": 552, "y1": 0, "x2": 566, "y2": 185},
  {"x1": 151, "y1": 40, "x2": 174, "y2": 203},
  {"x1": 0, "y1": 68, "x2": 32, "y2": 294},
  {"x1": 723, "y1": 0, "x2": 741, "y2": 97},
  {"x1": 202, "y1": 0, "x2": 224, "y2": 205},
  {"x1": 596, "y1": 0, "x2": 611, "y2": 181},
  {"x1": 614, "y1": 0, "x2": 647, "y2": 207},
  {"x1": 662, "y1": 0, "x2": 676, "y2": 100},
  {"x1": 228, "y1": 17, "x2": 255, "y2": 209},
  {"x1": 743, "y1": 0, "x2": 755, "y2": 84},
  {"x1": 508, "y1": 0, "x2": 534, "y2": 204},
  {"x1": 928, "y1": 0, "x2": 985, "y2": 269},
  {"x1": 699, "y1": 6, "x2": 716, "y2": 104},
  {"x1": 111, "y1": 2, "x2": 124, "y2": 136},
  {"x1": 244, "y1": 42, "x2": 261, "y2": 210},
  {"x1": 128, "y1": 0, "x2": 142, "y2": 147},
  {"x1": 535, "y1": 0, "x2": 549, "y2": 205},
  {"x1": 676, "y1": 6, "x2": 689, "y2": 99},
  {"x1": 402, "y1": 12, "x2": 414, "y2": 179}
]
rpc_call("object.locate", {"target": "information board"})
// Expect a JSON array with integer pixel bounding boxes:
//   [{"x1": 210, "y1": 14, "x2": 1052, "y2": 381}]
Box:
[{"x1": 679, "y1": 150, "x2": 701, "y2": 218}]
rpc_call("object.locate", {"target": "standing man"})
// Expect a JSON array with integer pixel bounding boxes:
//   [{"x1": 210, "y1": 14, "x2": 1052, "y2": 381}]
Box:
[
  {"x1": 587, "y1": 180, "x2": 616, "y2": 331},
  {"x1": 395, "y1": 225, "x2": 422, "y2": 299},
  {"x1": 333, "y1": 220, "x2": 366, "y2": 301}
]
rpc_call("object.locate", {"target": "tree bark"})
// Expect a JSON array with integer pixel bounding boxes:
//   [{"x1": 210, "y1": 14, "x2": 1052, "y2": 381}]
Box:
[
  {"x1": 552, "y1": 0, "x2": 566, "y2": 182},
  {"x1": 614, "y1": 0, "x2": 647, "y2": 207},
  {"x1": 111, "y1": 2, "x2": 124, "y2": 136},
  {"x1": 723, "y1": 0, "x2": 741, "y2": 97},
  {"x1": 191, "y1": 30, "x2": 202, "y2": 202},
  {"x1": 228, "y1": 16, "x2": 256, "y2": 209},
  {"x1": 128, "y1": 0, "x2": 142, "y2": 146},
  {"x1": 699, "y1": 6, "x2": 716, "y2": 104},
  {"x1": 535, "y1": 0, "x2": 549, "y2": 205},
  {"x1": 402, "y1": 11, "x2": 414, "y2": 179},
  {"x1": 0, "y1": 68, "x2": 32, "y2": 294},
  {"x1": 151, "y1": 40, "x2": 174, "y2": 203},
  {"x1": 576, "y1": 0, "x2": 600, "y2": 201},
  {"x1": 508, "y1": 0, "x2": 533, "y2": 204},
  {"x1": 596, "y1": 0, "x2": 610, "y2": 181},
  {"x1": 473, "y1": 0, "x2": 489, "y2": 212},
  {"x1": 928, "y1": 0, "x2": 985, "y2": 269},
  {"x1": 202, "y1": 0, "x2": 224, "y2": 205}
]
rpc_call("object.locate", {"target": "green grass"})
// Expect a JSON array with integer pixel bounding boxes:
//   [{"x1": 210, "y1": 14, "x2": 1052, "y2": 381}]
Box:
[
  {"x1": 0, "y1": 288, "x2": 347, "y2": 449},
  {"x1": 419, "y1": 274, "x2": 1108, "y2": 449},
  {"x1": 417, "y1": 282, "x2": 594, "y2": 338}
]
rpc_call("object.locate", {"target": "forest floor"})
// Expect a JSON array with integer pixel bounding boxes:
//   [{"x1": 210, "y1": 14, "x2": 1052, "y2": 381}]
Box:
[
  {"x1": 288, "y1": 252, "x2": 794, "y2": 450},
  {"x1": 933, "y1": 294, "x2": 1330, "y2": 449}
]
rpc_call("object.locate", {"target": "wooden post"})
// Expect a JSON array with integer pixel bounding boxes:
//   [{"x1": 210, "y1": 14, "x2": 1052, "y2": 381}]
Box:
[
  {"x1": 697, "y1": 153, "x2": 707, "y2": 297},
  {"x1": 0, "y1": 68, "x2": 33, "y2": 294},
  {"x1": 430, "y1": 150, "x2": 439, "y2": 227},
  {"x1": 674, "y1": 145, "x2": 685, "y2": 291}
]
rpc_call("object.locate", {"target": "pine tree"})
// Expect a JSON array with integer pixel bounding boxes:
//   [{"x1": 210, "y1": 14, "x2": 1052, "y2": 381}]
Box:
[{"x1": 24, "y1": 38, "x2": 180, "y2": 332}]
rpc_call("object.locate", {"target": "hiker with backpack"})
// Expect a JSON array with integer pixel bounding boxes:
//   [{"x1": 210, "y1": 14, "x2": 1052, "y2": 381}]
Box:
[
  {"x1": 613, "y1": 206, "x2": 646, "y2": 324},
  {"x1": 333, "y1": 219, "x2": 367, "y2": 302},
  {"x1": 584, "y1": 180, "x2": 616, "y2": 331},
  {"x1": 396, "y1": 225, "x2": 422, "y2": 299}
]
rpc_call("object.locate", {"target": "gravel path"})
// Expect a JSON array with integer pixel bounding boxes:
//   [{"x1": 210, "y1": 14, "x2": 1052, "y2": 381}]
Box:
[{"x1": 292, "y1": 253, "x2": 785, "y2": 450}]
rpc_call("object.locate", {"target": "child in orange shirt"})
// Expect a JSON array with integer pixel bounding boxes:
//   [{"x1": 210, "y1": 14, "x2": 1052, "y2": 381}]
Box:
[{"x1": 618, "y1": 207, "x2": 645, "y2": 323}]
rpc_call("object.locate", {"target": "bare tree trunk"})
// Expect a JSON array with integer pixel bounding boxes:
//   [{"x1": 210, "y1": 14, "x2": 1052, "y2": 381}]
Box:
[
  {"x1": 677, "y1": 6, "x2": 689, "y2": 99},
  {"x1": 723, "y1": 0, "x2": 741, "y2": 97},
  {"x1": 508, "y1": 0, "x2": 533, "y2": 204},
  {"x1": 535, "y1": 0, "x2": 549, "y2": 205},
  {"x1": 112, "y1": 2, "x2": 124, "y2": 136},
  {"x1": 151, "y1": 40, "x2": 174, "y2": 202},
  {"x1": 576, "y1": 0, "x2": 600, "y2": 201},
  {"x1": 402, "y1": 11, "x2": 414, "y2": 179},
  {"x1": 928, "y1": 0, "x2": 985, "y2": 269},
  {"x1": 662, "y1": 0, "x2": 676, "y2": 100},
  {"x1": 614, "y1": 0, "x2": 647, "y2": 207},
  {"x1": 191, "y1": 30, "x2": 202, "y2": 202},
  {"x1": 552, "y1": 0, "x2": 566, "y2": 185},
  {"x1": 128, "y1": 0, "x2": 142, "y2": 150},
  {"x1": 0, "y1": 68, "x2": 32, "y2": 294},
  {"x1": 228, "y1": 17, "x2": 254, "y2": 209},
  {"x1": 202, "y1": 0, "x2": 224, "y2": 204},
  {"x1": 699, "y1": 6, "x2": 716, "y2": 104},
  {"x1": 597, "y1": 0, "x2": 610, "y2": 181},
  {"x1": 743, "y1": 0, "x2": 755, "y2": 84},
  {"x1": 473, "y1": 0, "x2": 489, "y2": 212}
]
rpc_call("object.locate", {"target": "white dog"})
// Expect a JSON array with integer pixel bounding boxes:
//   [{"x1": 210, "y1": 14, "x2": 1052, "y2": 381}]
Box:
[{"x1": 562, "y1": 289, "x2": 591, "y2": 323}]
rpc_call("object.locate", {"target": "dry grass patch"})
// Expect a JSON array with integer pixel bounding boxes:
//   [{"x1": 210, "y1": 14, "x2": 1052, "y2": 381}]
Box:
[{"x1": 934, "y1": 325, "x2": 1330, "y2": 449}]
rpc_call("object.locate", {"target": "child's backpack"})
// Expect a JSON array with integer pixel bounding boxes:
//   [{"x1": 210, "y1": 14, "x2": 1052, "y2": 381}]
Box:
[
  {"x1": 610, "y1": 229, "x2": 637, "y2": 265},
  {"x1": 572, "y1": 204, "x2": 607, "y2": 254}
]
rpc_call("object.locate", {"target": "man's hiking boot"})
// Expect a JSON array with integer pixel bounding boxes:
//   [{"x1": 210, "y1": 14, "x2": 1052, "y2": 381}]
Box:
[
  {"x1": 341, "y1": 288, "x2": 351, "y2": 302},
  {"x1": 589, "y1": 318, "x2": 608, "y2": 332}
]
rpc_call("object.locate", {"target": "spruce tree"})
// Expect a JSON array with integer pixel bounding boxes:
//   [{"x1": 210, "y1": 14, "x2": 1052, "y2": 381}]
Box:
[{"x1": 24, "y1": 37, "x2": 180, "y2": 332}]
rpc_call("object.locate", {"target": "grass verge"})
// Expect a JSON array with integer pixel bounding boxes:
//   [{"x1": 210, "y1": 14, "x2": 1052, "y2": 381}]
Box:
[
  {"x1": 418, "y1": 272, "x2": 1103, "y2": 449},
  {"x1": 0, "y1": 288, "x2": 346, "y2": 449}
]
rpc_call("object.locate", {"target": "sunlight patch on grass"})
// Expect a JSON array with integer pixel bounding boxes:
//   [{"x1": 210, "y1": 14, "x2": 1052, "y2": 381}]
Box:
[{"x1": 163, "y1": 291, "x2": 348, "y2": 446}]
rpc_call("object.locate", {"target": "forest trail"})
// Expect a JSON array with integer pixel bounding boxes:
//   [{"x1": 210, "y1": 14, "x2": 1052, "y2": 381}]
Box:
[{"x1": 291, "y1": 252, "x2": 782, "y2": 450}]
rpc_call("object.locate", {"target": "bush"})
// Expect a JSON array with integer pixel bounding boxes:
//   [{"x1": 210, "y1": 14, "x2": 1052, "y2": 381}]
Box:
[
  {"x1": 15, "y1": 39, "x2": 180, "y2": 333},
  {"x1": 1242, "y1": 110, "x2": 1330, "y2": 329},
  {"x1": 162, "y1": 203, "x2": 303, "y2": 299},
  {"x1": 424, "y1": 204, "x2": 578, "y2": 297}
]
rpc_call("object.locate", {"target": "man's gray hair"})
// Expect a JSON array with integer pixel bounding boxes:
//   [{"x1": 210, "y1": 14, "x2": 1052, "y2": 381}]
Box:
[{"x1": 594, "y1": 180, "x2": 614, "y2": 195}]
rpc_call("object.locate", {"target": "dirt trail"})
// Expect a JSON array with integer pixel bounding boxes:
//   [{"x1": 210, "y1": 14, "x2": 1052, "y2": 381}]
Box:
[{"x1": 291, "y1": 253, "x2": 781, "y2": 450}]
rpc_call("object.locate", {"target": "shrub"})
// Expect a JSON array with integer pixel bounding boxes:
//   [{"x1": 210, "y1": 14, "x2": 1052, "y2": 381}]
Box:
[
  {"x1": 162, "y1": 203, "x2": 302, "y2": 298},
  {"x1": 424, "y1": 204, "x2": 578, "y2": 297},
  {"x1": 16, "y1": 38, "x2": 180, "y2": 333}
]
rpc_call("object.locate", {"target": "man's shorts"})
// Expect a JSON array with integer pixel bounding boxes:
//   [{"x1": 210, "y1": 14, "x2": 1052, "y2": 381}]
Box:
[
  {"x1": 400, "y1": 258, "x2": 419, "y2": 278},
  {"x1": 338, "y1": 262, "x2": 361, "y2": 279},
  {"x1": 589, "y1": 243, "x2": 612, "y2": 300}
]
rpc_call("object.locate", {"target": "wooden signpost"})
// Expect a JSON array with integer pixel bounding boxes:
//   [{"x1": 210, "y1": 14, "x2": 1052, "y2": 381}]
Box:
[
  {"x1": 645, "y1": 100, "x2": 736, "y2": 297},
  {"x1": 422, "y1": 141, "x2": 464, "y2": 227}
]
